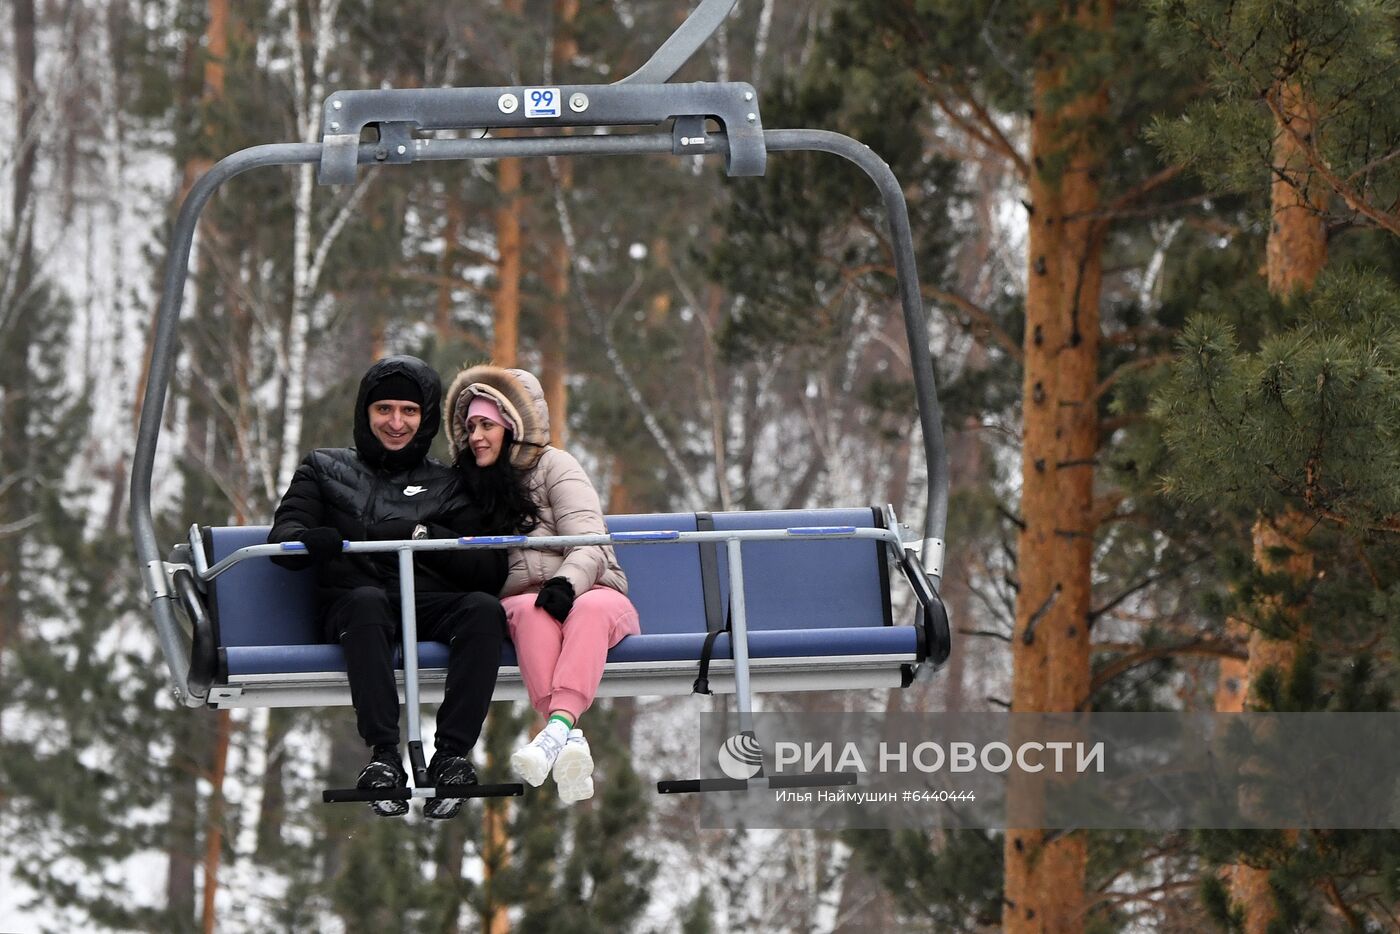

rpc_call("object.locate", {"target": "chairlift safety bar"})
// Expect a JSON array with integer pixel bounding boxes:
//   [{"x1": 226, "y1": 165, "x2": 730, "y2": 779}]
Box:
[{"x1": 194, "y1": 525, "x2": 929, "y2": 583}]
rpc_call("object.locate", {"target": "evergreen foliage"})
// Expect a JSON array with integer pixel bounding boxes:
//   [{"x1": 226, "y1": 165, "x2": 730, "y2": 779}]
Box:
[
  {"x1": 1154, "y1": 271, "x2": 1400, "y2": 528},
  {"x1": 1146, "y1": 2, "x2": 1400, "y2": 928},
  {"x1": 1147, "y1": 0, "x2": 1400, "y2": 231},
  {"x1": 7, "y1": 1, "x2": 1400, "y2": 931},
  {"x1": 844, "y1": 828, "x2": 1003, "y2": 931},
  {"x1": 0, "y1": 263, "x2": 184, "y2": 931}
]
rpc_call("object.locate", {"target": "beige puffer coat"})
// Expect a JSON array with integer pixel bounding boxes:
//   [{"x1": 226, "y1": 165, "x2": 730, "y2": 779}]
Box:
[{"x1": 445, "y1": 364, "x2": 628, "y2": 599}]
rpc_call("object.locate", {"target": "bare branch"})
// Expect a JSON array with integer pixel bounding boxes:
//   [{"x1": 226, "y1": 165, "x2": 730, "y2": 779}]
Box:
[
  {"x1": 1089, "y1": 554, "x2": 1209, "y2": 623},
  {"x1": 1345, "y1": 146, "x2": 1400, "y2": 183},
  {"x1": 0, "y1": 513, "x2": 40, "y2": 537},
  {"x1": 1079, "y1": 640, "x2": 1246, "y2": 709},
  {"x1": 545, "y1": 158, "x2": 708, "y2": 505},
  {"x1": 923, "y1": 284, "x2": 1024, "y2": 362},
  {"x1": 1094, "y1": 353, "x2": 1176, "y2": 402},
  {"x1": 913, "y1": 67, "x2": 1030, "y2": 178},
  {"x1": 305, "y1": 173, "x2": 374, "y2": 298}
]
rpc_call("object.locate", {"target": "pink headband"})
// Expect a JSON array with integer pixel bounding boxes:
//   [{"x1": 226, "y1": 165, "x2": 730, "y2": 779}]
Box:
[{"x1": 466, "y1": 394, "x2": 515, "y2": 433}]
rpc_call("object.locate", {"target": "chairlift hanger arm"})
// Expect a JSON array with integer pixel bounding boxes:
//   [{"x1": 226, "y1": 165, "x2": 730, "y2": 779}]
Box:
[{"x1": 615, "y1": 0, "x2": 739, "y2": 85}]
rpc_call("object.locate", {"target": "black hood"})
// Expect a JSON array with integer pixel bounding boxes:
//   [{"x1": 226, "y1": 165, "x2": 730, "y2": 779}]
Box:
[{"x1": 353, "y1": 355, "x2": 442, "y2": 471}]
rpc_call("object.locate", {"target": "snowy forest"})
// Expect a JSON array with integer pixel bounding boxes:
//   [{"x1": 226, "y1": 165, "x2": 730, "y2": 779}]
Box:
[{"x1": 2, "y1": 0, "x2": 1399, "y2": 931}]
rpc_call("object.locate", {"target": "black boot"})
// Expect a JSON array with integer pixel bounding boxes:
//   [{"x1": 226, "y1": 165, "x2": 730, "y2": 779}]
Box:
[
  {"x1": 424, "y1": 750, "x2": 477, "y2": 820},
  {"x1": 357, "y1": 743, "x2": 409, "y2": 817}
]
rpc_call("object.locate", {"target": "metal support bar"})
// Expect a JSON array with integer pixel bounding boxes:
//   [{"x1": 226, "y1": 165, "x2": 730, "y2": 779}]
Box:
[
  {"x1": 323, "y1": 783, "x2": 523, "y2": 803},
  {"x1": 398, "y1": 548, "x2": 428, "y2": 786},
  {"x1": 318, "y1": 82, "x2": 764, "y2": 184},
  {"x1": 657, "y1": 771, "x2": 857, "y2": 794},
  {"x1": 764, "y1": 130, "x2": 950, "y2": 568},
  {"x1": 725, "y1": 538, "x2": 755, "y2": 736},
  {"x1": 188, "y1": 524, "x2": 211, "y2": 579},
  {"x1": 131, "y1": 143, "x2": 320, "y2": 707},
  {"x1": 209, "y1": 525, "x2": 904, "y2": 582}
]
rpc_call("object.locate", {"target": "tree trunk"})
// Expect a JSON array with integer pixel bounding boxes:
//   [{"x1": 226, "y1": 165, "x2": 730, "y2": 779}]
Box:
[
  {"x1": 0, "y1": 0, "x2": 38, "y2": 668},
  {"x1": 152, "y1": 3, "x2": 233, "y2": 924},
  {"x1": 279, "y1": 0, "x2": 342, "y2": 493},
  {"x1": 437, "y1": 185, "x2": 464, "y2": 341},
  {"x1": 940, "y1": 414, "x2": 985, "y2": 714},
  {"x1": 542, "y1": 187, "x2": 570, "y2": 446},
  {"x1": 165, "y1": 713, "x2": 205, "y2": 929},
  {"x1": 322, "y1": 721, "x2": 364, "y2": 893},
  {"x1": 493, "y1": 155, "x2": 523, "y2": 368},
  {"x1": 433, "y1": 818, "x2": 471, "y2": 934},
  {"x1": 1265, "y1": 84, "x2": 1327, "y2": 299},
  {"x1": 481, "y1": 7, "x2": 526, "y2": 927},
  {"x1": 255, "y1": 708, "x2": 291, "y2": 855},
  {"x1": 540, "y1": 0, "x2": 578, "y2": 445},
  {"x1": 1226, "y1": 80, "x2": 1327, "y2": 934},
  {"x1": 701, "y1": 256, "x2": 733, "y2": 510},
  {"x1": 204, "y1": 0, "x2": 228, "y2": 98},
  {"x1": 1215, "y1": 616, "x2": 1248, "y2": 712},
  {"x1": 201, "y1": 709, "x2": 231, "y2": 934},
  {"x1": 9, "y1": 0, "x2": 37, "y2": 284},
  {"x1": 1004, "y1": 3, "x2": 1111, "y2": 932},
  {"x1": 1227, "y1": 84, "x2": 1327, "y2": 925},
  {"x1": 481, "y1": 762, "x2": 511, "y2": 934}
]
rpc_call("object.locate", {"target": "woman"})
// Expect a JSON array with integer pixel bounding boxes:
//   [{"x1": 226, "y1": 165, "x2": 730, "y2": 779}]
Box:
[{"x1": 445, "y1": 364, "x2": 640, "y2": 802}]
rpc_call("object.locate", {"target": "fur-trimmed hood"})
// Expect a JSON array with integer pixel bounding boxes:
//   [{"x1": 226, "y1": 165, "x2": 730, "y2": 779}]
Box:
[{"x1": 445, "y1": 364, "x2": 550, "y2": 469}]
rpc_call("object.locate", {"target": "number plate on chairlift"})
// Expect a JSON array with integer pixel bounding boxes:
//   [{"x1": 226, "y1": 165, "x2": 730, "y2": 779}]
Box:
[{"x1": 524, "y1": 87, "x2": 561, "y2": 118}]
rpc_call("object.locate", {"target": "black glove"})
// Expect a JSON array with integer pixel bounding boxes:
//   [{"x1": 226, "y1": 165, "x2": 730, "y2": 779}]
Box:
[
  {"x1": 535, "y1": 577, "x2": 576, "y2": 623},
  {"x1": 297, "y1": 526, "x2": 345, "y2": 564},
  {"x1": 366, "y1": 518, "x2": 430, "y2": 541}
]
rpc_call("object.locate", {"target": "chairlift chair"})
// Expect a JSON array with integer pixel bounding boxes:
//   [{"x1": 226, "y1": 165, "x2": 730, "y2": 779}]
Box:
[{"x1": 131, "y1": 0, "x2": 952, "y2": 801}]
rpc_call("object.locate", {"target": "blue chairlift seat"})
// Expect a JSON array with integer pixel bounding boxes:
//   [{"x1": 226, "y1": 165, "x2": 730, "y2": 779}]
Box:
[{"x1": 200, "y1": 507, "x2": 928, "y2": 709}]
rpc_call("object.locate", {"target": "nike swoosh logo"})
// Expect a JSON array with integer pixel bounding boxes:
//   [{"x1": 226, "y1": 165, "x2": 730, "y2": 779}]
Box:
[{"x1": 403, "y1": 486, "x2": 427, "y2": 496}]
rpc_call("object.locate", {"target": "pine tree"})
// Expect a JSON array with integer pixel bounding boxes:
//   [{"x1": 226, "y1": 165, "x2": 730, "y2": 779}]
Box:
[
  {"x1": 710, "y1": 1, "x2": 1225, "y2": 929},
  {"x1": 1149, "y1": 2, "x2": 1400, "y2": 928}
]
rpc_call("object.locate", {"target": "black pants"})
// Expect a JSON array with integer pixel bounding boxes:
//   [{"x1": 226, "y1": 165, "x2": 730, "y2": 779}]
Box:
[{"x1": 324, "y1": 586, "x2": 506, "y2": 754}]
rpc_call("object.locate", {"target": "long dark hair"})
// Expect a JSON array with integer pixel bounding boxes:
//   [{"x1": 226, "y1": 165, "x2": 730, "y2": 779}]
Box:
[{"x1": 454, "y1": 429, "x2": 541, "y2": 535}]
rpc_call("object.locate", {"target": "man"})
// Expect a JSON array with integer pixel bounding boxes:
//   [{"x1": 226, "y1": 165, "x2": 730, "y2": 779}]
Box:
[{"x1": 268, "y1": 354, "x2": 506, "y2": 818}]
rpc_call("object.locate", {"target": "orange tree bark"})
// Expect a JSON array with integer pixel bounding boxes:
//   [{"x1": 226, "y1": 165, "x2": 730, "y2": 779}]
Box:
[
  {"x1": 1225, "y1": 80, "x2": 1326, "y2": 934},
  {"x1": 1004, "y1": 3, "x2": 1110, "y2": 932},
  {"x1": 493, "y1": 153, "x2": 522, "y2": 368},
  {"x1": 541, "y1": 0, "x2": 578, "y2": 446},
  {"x1": 482, "y1": 6, "x2": 526, "y2": 926}
]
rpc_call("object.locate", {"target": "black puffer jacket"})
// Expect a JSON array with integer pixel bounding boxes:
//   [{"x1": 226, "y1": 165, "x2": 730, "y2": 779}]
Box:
[{"x1": 268, "y1": 355, "x2": 506, "y2": 603}]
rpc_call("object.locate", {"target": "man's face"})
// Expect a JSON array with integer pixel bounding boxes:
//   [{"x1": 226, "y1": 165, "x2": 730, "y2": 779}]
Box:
[{"x1": 368, "y1": 400, "x2": 422, "y2": 451}]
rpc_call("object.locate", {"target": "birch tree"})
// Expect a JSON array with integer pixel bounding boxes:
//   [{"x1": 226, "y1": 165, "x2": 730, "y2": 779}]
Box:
[{"x1": 0, "y1": 0, "x2": 39, "y2": 668}]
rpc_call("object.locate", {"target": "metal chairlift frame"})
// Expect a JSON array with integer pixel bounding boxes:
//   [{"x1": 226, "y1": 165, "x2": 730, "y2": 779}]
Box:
[{"x1": 130, "y1": 0, "x2": 951, "y2": 794}]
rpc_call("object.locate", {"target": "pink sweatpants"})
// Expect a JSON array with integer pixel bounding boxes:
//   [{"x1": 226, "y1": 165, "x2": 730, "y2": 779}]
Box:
[{"x1": 503, "y1": 587, "x2": 641, "y2": 721}]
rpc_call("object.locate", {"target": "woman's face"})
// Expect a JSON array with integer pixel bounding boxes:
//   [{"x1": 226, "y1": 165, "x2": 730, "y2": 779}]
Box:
[{"x1": 466, "y1": 414, "x2": 507, "y2": 467}]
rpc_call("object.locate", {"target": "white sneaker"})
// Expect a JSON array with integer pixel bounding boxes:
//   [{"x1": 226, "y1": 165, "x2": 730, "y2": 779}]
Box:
[
  {"x1": 510, "y1": 720, "x2": 568, "y2": 787},
  {"x1": 553, "y1": 729, "x2": 594, "y2": 803}
]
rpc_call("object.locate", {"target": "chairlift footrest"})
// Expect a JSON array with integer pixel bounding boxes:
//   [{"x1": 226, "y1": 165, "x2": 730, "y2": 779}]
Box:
[
  {"x1": 322, "y1": 782, "x2": 523, "y2": 803},
  {"x1": 657, "y1": 777, "x2": 749, "y2": 794},
  {"x1": 656, "y1": 771, "x2": 857, "y2": 794}
]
